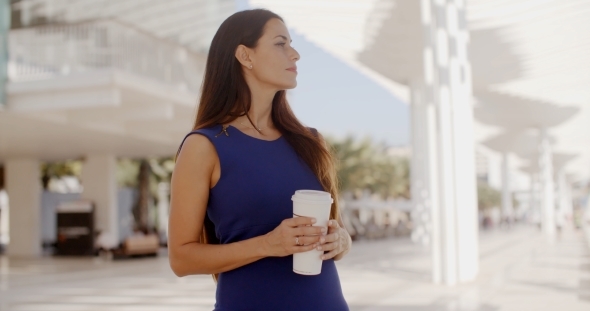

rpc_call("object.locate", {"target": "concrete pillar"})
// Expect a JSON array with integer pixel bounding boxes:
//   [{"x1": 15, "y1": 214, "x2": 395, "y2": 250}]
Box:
[
  {"x1": 556, "y1": 170, "x2": 571, "y2": 228},
  {"x1": 410, "y1": 80, "x2": 438, "y2": 247},
  {"x1": 1, "y1": 0, "x2": 9, "y2": 107},
  {"x1": 529, "y1": 172, "x2": 539, "y2": 222},
  {"x1": 410, "y1": 83, "x2": 427, "y2": 245},
  {"x1": 538, "y1": 128, "x2": 555, "y2": 240},
  {"x1": 0, "y1": 189, "x2": 8, "y2": 245},
  {"x1": 410, "y1": 79, "x2": 443, "y2": 283},
  {"x1": 421, "y1": 0, "x2": 479, "y2": 285},
  {"x1": 5, "y1": 158, "x2": 42, "y2": 257},
  {"x1": 501, "y1": 152, "x2": 513, "y2": 221},
  {"x1": 564, "y1": 176, "x2": 573, "y2": 219},
  {"x1": 447, "y1": 1, "x2": 479, "y2": 284},
  {"x1": 80, "y1": 155, "x2": 119, "y2": 246},
  {"x1": 157, "y1": 182, "x2": 170, "y2": 242}
]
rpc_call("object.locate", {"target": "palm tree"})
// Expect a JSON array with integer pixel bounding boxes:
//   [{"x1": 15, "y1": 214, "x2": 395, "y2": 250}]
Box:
[
  {"x1": 118, "y1": 156, "x2": 175, "y2": 234},
  {"x1": 327, "y1": 136, "x2": 410, "y2": 199},
  {"x1": 40, "y1": 160, "x2": 83, "y2": 189},
  {"x1": 477, "y1": 180, "x2": 501, "y2": 210}
]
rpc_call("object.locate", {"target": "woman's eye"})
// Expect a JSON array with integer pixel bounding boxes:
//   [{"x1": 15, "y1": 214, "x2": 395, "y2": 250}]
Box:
[{"x1": 276, "y1": 42, "x2": 286, "y2": 47}]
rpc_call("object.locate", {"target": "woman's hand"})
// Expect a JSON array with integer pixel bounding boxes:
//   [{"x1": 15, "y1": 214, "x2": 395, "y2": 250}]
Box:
[
  {"x1": 263, "y1": 217, "x2": 327, "y2": 257},
  {"x1": 316, "y1": 219, "x2": 351, "y2": 261}
]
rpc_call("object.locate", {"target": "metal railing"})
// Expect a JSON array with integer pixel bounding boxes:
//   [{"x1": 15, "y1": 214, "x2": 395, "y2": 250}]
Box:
[{"x1": 8, "y1": 18, "x2": 206, "y2": 93}]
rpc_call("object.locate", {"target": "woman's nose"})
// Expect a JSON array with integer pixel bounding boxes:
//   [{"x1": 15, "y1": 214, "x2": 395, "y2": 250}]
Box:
[{"x1": 291, "y1": 47, "x2": 300, "y2": 61}]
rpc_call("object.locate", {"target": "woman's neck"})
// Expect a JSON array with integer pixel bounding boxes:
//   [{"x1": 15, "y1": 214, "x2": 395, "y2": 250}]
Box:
[{"x1": 243, "y1": 80, "x2": 277, "y2": 128}]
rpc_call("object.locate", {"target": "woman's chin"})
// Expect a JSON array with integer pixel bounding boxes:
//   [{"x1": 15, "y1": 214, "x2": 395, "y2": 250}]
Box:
[
  {"x1": 273, "y1": 79, "x2": 297, "y2": 90},
  {"x1": 283, "y1": 81, "x2": 297, "y2": 89}
]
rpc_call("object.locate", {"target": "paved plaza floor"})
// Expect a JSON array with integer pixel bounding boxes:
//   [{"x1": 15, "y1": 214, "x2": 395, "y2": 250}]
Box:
[{"x1": 0, "y1": 225, "x2": 588, "y2": 311}]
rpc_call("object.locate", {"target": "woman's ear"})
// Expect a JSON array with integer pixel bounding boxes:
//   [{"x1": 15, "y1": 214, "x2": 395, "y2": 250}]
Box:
[{"x1": 235, "y1": 45, "x2": 253, "y2": 69}]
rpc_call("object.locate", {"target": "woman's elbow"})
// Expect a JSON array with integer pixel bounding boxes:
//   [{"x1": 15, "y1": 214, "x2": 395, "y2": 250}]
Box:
[
  {"x1": 169, "y1": 255, "x2": 187, "y2": 277},
  {"x1": 168, "y1": 247, "x2": 209, "y2": 277},
  {"x1": 168, "y1": 246, "x2": 191, "y2": 277}
]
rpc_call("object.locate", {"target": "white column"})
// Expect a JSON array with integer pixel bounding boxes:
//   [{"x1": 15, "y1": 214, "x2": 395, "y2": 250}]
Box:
[
  {"x1": 421, "y1": 0, "x2": 479, "y2": 285},
  {"x1": 1, "y1": 0, "x2": 9, "y2": 107},
  {"x1": 5, "y1": 158, "x2": 42, "y2": 257},
  {"x1": 501, "y1": 152, "x2": 513, "y2": 221},
  {"x1": 564, "y1": 176, "x2": 574, "y2": 219},
  {"x1": 157, "y1": 182, "x2": 170, "y2": 242},
  {"x1": 410, "y1": 80, "x2": 437, "y2": 247},
  {"x1": 80, "y1": 155, "x2": 119, "y2": 246},
  {"x1": 529, "y1": 172, "x2": 539, "y2": 222},
  {"x1": 538, "y1": 129, "x2": 555, "y2": 240},
  {"x1": 448, "y1": 0, "x2": 479, "y2": 283},
  {"x1": 556, "y1": 169, "x2": 571, "y2": 228},
  {"x1": 0, "y1": 189, "x2": 9, "y2": 245},
  {"x1": 410, "y1": 79, "x2": 442, "y2": 282}
]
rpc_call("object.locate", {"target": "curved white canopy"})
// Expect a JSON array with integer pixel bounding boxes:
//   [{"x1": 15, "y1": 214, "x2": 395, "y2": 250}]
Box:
[
  {"x1": 249, "y1": 0, "x2": 590, "y2": 105},
  {"x1": 474, "y1": 91, "x2": 579, "y2": 130},
  {"x1": 520, "y1": 153, "x2": 578, "y2": 174},
  {"x1": 249, "y1": 0, "x2": 590, "y2": 179},
  {"x1": 482, "y1": 131, "x2": 557, "y2": 159}
]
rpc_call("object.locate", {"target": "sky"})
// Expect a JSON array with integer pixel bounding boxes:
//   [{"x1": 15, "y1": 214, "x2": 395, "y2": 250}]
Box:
[{"x1": 236, "y1": 0, "x2": 410, "y2": 147}]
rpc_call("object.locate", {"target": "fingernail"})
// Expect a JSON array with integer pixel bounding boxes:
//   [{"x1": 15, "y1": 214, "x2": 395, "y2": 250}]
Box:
[
  {"x1": 311, "y1": 218, "x2": 317, "y2": 224},
  {"x1": 320, "y1": 237, "x2": 325, "y2": 243},
  {"x1": 321, "y1": 255, "x2": 325, "y2": 260},
  {"x1": 316, "y1": 246, "x2": 322, "y2": 251}
]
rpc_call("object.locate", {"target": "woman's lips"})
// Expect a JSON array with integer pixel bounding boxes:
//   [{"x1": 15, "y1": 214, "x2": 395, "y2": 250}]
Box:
[{"x1": 287, "y1": 67, "x2": 298, "y2": 73}]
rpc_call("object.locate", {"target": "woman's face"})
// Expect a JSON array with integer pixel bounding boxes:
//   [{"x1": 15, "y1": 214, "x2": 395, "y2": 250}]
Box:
[{"x1": 242, "y1": 18, "x2": 300, "y2": 90}]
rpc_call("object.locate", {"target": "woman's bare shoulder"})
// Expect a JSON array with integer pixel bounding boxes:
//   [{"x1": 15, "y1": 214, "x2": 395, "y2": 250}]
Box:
[{"x1": 176, "y1": 133, "x2": 218, "y2": 168}]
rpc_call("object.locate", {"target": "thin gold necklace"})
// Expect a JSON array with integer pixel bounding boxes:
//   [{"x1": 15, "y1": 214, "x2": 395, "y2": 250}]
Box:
[
  {"x1": 239, "y1": 118, "x2": 268, "y2": 135},
  {"x1": 239, "y1": 121, "x2": 271, "y2": 132}
]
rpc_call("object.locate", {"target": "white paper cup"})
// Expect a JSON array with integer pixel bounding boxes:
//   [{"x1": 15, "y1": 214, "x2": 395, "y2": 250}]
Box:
[{"x1": 291, "y1": 190, "x2": 333, "y2": 275}]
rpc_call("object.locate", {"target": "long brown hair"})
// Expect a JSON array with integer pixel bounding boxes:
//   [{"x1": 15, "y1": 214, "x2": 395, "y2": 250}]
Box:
[{"x1": 177, "y1": 9, "x2": 340, "y2": 282}]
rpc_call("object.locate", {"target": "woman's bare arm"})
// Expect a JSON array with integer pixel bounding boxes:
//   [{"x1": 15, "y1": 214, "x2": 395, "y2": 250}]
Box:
[
  {"x1": 168, "y1": 134, "x2": 268, "y2": 276},
  {"x1": 168, "y1": 134, "x2": 323, "y2": 277}
]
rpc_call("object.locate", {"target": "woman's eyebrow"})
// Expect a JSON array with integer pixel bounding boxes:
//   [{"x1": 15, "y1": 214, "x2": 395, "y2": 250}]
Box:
[{"x1": 274, "y1": 35, "x2": 292, "y2": 42}]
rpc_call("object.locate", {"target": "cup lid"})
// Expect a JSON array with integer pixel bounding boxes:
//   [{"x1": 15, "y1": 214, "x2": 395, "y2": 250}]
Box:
[{"x1": 291, "y1": 190, "x2": 333, "y2": 203}]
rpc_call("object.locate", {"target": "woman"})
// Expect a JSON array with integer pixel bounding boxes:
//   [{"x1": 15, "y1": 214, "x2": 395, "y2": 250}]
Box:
[{"x1": 169, "y1": 9, "x2": 351, "y2": 311}]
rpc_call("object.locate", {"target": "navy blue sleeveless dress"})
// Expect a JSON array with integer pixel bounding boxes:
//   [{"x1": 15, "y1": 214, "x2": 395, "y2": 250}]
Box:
[{"x1": 178, "y1": 124, "x2": 349, "y2": 311}]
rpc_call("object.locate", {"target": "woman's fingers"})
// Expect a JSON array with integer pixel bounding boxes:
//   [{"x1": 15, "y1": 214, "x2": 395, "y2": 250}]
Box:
[
  {"x1": 283, "y1": 216, "x2": 316, "y2": 228},
  {"x1": 315, "y1": 230, "x2": 341, "y2": 251},
  {"x1": 321, "y1": 232, "x2": 339, "y2": 244},
  {"x1": 315, "y1": 240, "x2": 339, "y2": 251},
  {"x1": 321, "y1": 248, "x2": 340, "y2": 260},
  {"x1": 295, "y1": 235, "x2": 322, "y2": 246},
  {"x1": 284, "y1": 219, "x2": 344, "y2": 258},
  {"x1": 292, "y1": 225, "x2": 326, "y2": 236},
  {"x1": 319, "y1": 226, "x2": 343, "y2": 260},
  {"x1": 292, "y1": 243, "x2": 317, "y2": 253},
  {"x1": 327, "y1": 219, "x2": 340, "y2": 231}
]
